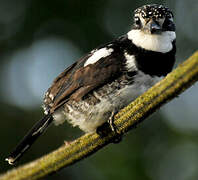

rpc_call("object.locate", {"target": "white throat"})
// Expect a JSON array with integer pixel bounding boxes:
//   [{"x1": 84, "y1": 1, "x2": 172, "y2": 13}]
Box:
[{"x1": 127, "y1": 30, "x2": 176, "y2": 53}]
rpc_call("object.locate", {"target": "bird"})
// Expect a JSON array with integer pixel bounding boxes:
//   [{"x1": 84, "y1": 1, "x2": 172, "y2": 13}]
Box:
[{"x1": 6, "y1": 4, "x2": 176, "y2": 165}]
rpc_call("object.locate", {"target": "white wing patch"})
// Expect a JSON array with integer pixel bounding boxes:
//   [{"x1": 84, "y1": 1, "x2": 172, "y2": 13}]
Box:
[
  {"x1": 124, "y1": 52, "x2": 137, "y2": 71},
  {"x1": 127, "y1": 30, "x2": 176, "y2": 53},
  {"x1": 84, "y1": 48, "x2": 114, "y2": 67}
]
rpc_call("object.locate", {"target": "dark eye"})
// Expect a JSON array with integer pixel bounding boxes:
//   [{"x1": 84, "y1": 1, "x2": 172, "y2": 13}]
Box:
[
  {"x1": 134, "y1": 16, "x2": 141, "y2": 25},
  {"x1": 163, "y1": 18, "x2": 175, "y2": 31}
]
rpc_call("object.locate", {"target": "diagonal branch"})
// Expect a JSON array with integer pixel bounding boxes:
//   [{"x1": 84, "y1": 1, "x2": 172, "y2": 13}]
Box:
[{"x1": 1, "y1": 51, "x2": 198, "y2": 180}]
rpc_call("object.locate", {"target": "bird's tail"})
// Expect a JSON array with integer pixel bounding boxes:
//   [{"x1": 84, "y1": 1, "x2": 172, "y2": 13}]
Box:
[{"x1": 5, "y1": 114, "x2": 53, "y2": 165}]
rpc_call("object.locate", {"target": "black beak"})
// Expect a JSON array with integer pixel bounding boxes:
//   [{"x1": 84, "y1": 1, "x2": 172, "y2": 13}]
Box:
[
  {"x1": 150, "y1": 20, "x2": 161, "y2": 34},
  {"x1": 143, "y1": 19, "x2": 162, "y2": 34}
]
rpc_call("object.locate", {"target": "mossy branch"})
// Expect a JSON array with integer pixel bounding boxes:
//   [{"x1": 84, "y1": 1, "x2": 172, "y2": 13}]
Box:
[{"x1": 1, "y1": 51, "x2": 198, "y2": 180}]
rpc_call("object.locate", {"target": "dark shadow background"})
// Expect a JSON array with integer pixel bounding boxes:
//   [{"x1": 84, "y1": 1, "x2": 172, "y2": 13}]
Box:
[{"x1": 0, "y1": 0, "x2": 198, "y2": 179}]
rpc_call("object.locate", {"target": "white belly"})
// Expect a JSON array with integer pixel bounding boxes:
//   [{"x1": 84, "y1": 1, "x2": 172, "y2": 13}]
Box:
[{"x1": 52, "y1": 72, "x2": 160, "y2": 133}]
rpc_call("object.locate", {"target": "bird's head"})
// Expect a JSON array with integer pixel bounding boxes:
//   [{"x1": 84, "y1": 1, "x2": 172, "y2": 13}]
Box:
[
  {"x1": 128, "y1": 4, "x2": 176, "y2": 53},
  {"x1": 133, "y1": 4, "x2": 175, "y2": 34}
]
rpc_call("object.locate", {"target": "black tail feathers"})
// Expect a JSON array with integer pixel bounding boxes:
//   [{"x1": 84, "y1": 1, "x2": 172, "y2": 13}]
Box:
[{"x1": 5, "y1": 114, "x2": 53, "y2": 165}]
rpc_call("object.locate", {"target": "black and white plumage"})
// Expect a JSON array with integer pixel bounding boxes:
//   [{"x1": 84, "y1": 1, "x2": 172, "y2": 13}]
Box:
[{"x1": 6, "y1": 4, "x2": 176, "y2": 165}]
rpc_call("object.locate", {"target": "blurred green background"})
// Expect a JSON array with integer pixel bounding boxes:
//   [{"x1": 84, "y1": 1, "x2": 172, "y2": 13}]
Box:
[{"x1": 0, "y1": 0, "x2": 198, "y2": 179}]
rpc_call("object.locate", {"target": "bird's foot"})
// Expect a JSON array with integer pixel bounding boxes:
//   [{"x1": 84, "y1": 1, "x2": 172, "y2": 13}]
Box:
[
  {"x1": 96, "y1": 110, "x2": 122, "y2": 143},
  {"x1": 64, "y1": 140, "x2": 72, "y2": 146}
]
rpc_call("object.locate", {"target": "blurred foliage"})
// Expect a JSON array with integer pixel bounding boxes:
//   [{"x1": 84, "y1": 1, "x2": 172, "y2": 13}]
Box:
[{"x1": 0, "y1": 0, "x2": 198, "y2": 180}]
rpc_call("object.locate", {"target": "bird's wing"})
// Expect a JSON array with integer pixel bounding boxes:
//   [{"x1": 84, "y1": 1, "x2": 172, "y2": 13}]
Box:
[{"x1": 43, "y1": 46, "x2": 125, "y2": 113}]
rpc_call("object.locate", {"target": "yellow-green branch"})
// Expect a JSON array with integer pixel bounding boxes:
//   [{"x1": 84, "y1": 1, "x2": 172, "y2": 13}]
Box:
[{"x1": 1, "y1": 51, "x2": 198, "y2": 180}]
